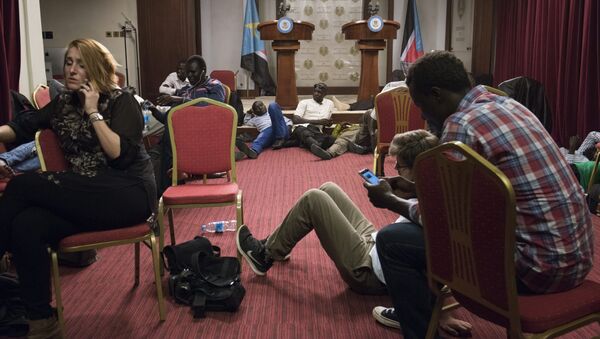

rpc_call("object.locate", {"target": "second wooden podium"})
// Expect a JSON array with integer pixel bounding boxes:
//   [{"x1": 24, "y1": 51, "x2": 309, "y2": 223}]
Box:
[
  {"x1": 258, "y1": 20, "x2": 314, "y2": 109},
  {"x1": 342, "y1": 20, "x2": 400, "y2": 102}
]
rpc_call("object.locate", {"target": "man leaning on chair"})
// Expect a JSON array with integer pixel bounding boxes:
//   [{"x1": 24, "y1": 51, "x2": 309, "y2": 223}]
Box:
[{"x1": 364, "y1": 51, "x2": 594, "y2": 338}]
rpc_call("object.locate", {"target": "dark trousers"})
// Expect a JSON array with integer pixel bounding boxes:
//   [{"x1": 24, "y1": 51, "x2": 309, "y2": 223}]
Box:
[
  {"x1": 293, "y1": 125, "x2": 335, "y2": 149},
  {"x1": 376, "y1": 222, "x2": 434, "y2": 339},
  {"x1": 0, "y1": 173, "x2": 150, "y2": 319}
]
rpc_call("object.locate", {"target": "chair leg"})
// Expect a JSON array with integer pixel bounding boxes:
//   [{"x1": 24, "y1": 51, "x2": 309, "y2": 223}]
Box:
[
  {"x1": 167, "y1": 208, "x2": 176, "y2": 245},
  {"x1": 134, "y1": 243, "x2": 140, "y2": 287},
  {"x1": 50, "y1": 250, "x2": 65, "y2": 331},
  {"x1": 236, "y1": 190, "x2": 244, "y2": 262},
  {"x1": 425, "y1": 295, "x2": 444, "y2": 339},
  {"x1": 373, "y1": 147, "x2": 380, "y2": 176},
  {"x1": 149, "y1": 234, "x2": 166, "y2": 321}
]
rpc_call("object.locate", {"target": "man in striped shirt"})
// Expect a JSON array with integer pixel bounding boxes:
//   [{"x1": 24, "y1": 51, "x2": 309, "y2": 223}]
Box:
[{"x1": 365, "y1": 51, "x2": 593, "y2": 339}]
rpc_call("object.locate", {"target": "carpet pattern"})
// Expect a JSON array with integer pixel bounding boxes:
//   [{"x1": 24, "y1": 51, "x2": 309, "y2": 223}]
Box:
[{"x1": 51, "y1": 148, "x2": 599, "y2": 338}]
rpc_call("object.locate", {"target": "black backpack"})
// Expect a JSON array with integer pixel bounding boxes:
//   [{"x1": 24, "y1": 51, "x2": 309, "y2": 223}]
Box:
[{"x1": 164, "y1": 237, "x2": 245, "y2": 318}]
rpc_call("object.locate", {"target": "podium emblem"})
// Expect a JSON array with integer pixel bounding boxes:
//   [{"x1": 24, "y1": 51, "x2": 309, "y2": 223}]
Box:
[
  {"x1": 335, "y1": 6, "x2": 345, "y2": 16},
  {"x1": 303, "y1": 59, "x2": 314, "y2": 70},
  {"x1": 319, "y1": 72, "x2": 329, "y2": 82},
  {"x1": 277, "y1": 17, "x2": 294, "y2": 34},
  {"x1": 319, "y1": 46, "x2": 329, "y2": 56},
  {"x1": 334, "y1": 59, "x2": 344, "y2": 70},
  {"x1": 319, "y1": 19, "x2": 329, "y2": 30},
  {"x1": 304, "y1": 5, "x2": 314, "y2": 16},
  {"x1": 367, "y1": 15, "x2": 383, "y2": 32}
]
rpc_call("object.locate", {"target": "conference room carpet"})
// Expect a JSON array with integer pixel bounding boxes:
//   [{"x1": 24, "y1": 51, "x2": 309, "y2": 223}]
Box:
[{"x1": 49, "y1": 147, "x2": 599, "y2": 338}]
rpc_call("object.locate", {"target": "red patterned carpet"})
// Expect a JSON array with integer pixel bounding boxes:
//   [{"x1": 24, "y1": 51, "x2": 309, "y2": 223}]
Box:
[{"x1": 47, "y1": 147, "x2": 599, "y2": 338}]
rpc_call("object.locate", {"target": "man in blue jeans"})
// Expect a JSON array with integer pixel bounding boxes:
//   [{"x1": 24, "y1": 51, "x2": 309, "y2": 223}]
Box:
[
  {"x1": 236, "y1": 101, "x2": 292, "y2": 159},
  {"x1": 0, "y1": 141, "x2": 40, "y2": 178}
]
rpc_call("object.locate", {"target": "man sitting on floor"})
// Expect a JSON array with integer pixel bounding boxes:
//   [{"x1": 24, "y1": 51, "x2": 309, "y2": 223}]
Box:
[
  {"x1": 236, "y1": 129, "x2": 471, "y2": 335},
  {"x1": 364, "y1": 51, "x2": 594, "y2": 339}
]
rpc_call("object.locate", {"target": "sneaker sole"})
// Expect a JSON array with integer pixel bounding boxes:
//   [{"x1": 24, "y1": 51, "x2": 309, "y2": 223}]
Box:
[
  {"x1": 236, "y1": 226, "x2": 267, "y2": 276},
  {"x1": 236, "y1": 141, "x2": 258, "y2": 159},
  {"x1": 372, "y1": 307, "x2": 401, "y2": 329},
  {"x1": 310, "y1": 144, "x2": 332, "y2": 160}
]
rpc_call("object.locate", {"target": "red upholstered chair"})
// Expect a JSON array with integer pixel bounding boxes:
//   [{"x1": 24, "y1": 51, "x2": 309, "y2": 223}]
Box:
[
  {"x1": 373, "y1": 86, "x2": 425, "y2": 176},
  {"x1": 32, "y1": 84, "x2": 51, "y2": 109},
  {"x1": 210, "y1": 70, "x2": 236, "y2": 92},
  {"x1": 158, "y1": 97, "x2": 243, "y2": 259},
  {"x1": 223, "y1": 84, "x2": 231, "y2": 104},
  {"x1": 35, "y1": 129, "x2": 166, "y2": 330},
  {"x1": 413, "y1": 141, "x2": 600, "y2": 338}
]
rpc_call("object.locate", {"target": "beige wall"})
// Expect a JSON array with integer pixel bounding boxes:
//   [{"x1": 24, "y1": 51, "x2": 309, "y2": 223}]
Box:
[{"x1": 19, "y1": 0, "x2": 46, "y2": 97}]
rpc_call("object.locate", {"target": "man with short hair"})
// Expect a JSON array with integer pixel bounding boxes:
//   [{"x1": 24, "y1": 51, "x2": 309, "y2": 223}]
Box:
[
  {"x1": 158, "y1": 60, "x2": 189, "y2": 95},
  {"x1": 365, "y1": 51, "x2": 594, "y2": 338}
]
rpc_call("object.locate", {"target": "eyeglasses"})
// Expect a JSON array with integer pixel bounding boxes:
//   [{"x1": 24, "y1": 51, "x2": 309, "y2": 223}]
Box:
[{"x1": 394, "y1": 162, "x2": 410, "y2": 171}]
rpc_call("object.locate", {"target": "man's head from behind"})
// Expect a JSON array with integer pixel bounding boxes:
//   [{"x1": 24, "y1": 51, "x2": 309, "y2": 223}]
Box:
[
  {"x1": 389, "y1": 129, "x2": 439, "y2": 181},
  {"x1": 406, "y1": 51, "x2": 472, "y2": 133},
  {"x1": 251, "y1": 101, "x2": 267, "y2": 116},
  {"x1": 313, "y1": 82, "x2": 328, "y2": 103},
  {"x1": 185, "y1": 55, "x2": 207, "y2": 87}
]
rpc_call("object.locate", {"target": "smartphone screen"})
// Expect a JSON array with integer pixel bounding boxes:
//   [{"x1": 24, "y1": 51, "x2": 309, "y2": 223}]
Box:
[{"x1": 358, "y1": 168, "x2": 379, "y2": 184}]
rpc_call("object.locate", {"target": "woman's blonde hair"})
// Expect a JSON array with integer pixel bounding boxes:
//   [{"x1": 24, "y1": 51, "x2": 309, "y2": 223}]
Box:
[
  {"x1": 389, "y1": 129, "x2": 439, "y2": 168},
  {"x1": 65, "y1": 39, "x2": 120, "y2": 93}
]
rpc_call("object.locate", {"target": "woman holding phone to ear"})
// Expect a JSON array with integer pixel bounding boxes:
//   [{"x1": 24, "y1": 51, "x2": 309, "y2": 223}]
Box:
[{"x1": 0, "y1": 38, "x2": 155, "y2": 337}]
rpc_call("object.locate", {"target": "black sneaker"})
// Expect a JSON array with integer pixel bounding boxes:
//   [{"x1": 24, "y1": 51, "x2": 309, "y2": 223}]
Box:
[
  {"x1": 347, "y1": 141, "x2": 368, "y2": 154},
  {"x1": 310, "y1": 144, "x2": 332, "y2": 160},
  {"x1": 272, "y1": 139, "x2": 285, "y2": 150},
  {"x1": 372, "y1": 306, "x2": 401, "y2": 329},
  {"x1": 236, "y1": 225, "x2": 273, "y2": 275},
  {"x1": 235, "y1": 151, "x2": 246, "y2": 161},
  {"x1": 235, "y1": 139, "x2": 258, "y2": 159}
]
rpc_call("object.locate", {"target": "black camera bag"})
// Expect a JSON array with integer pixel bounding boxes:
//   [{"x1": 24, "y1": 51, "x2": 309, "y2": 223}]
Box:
[
  {"x1": 163, "y1": 236, "x2": 220, "y2": 274},
  {"x1": 166, "y1": 237, "x2": 245, "y2": 318}
]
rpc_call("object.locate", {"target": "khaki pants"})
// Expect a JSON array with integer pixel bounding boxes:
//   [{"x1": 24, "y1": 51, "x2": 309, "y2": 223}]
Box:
[
  {"x1": 327, "y1": 128, "x2": 359, "y2": 157},
  {"x1": 266, "y1": 182, "x2": 386, "y2": 295}
]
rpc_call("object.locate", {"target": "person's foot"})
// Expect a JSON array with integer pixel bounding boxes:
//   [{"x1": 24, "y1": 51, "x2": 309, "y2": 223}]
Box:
[
  {"x1": 439, "y1": 313, "x2": 472, "y2": 337},
  {"x1": 27, "y1": 315, "x2": 62, "y2": 339},
  {"x1": 272, "y1": 139, "x2": 285, "y2": 150},
  {"x1": 310, "y1": 144, "x2": 332, "y2": 160},
  {"x1": 0, "y1": 159, "x2": 15, "y2": 178},
  {"x1": 236, "y1": 225, "x2": 273, "y2": 275},
  {"x1": 235, "y1": 152, "x2": 246, "y2": 161},
  {"x1": 372, "y1": 306, "x2": 401, "y2": 329},
  {"x1": 347, "y1": 141, "x2": 368, "y2": 154},
  {"x1": 235, "y1": 139, "x2": 258, "y2": 159},
  {"x1": 331, "y1": 96, "x2": 351, "y2": 111}
]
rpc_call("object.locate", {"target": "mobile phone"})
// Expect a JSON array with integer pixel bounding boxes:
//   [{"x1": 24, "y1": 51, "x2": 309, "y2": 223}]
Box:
[{"x1": 358, "y1": 168, "x2": 380, "y2": 184}]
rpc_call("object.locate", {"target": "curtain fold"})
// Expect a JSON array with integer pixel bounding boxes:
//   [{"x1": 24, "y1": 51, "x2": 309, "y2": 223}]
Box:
[
  {"x1": 494, "y1": 0, "x2": 599, "y2": 145},
  {"x1": 0, "y1": 0, "x2": 21, "y2": 124}
]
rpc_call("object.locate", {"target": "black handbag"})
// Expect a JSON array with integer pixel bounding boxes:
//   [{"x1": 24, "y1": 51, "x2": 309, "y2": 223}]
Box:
[{"x1": 162, "y1": 236, "x2": 220, "y2": 274}]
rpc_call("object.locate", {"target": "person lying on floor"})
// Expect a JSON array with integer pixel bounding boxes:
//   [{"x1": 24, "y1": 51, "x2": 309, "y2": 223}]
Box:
[
  {"x1": 308, "y1": 121, "x2": 369, "y2": 160},
  {"x1": 365, "y1": 51, "x2": 593, "y2": 339},
  {"x1": 236, "y1": 129, "x2": 471, "y2": 335},
  {"x1": 235, "y1": 100, "x2": 292, "y2": 160}
]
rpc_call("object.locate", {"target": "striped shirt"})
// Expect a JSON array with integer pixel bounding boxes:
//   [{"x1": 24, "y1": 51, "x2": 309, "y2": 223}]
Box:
[{"x1": 438, "y1": 85, "x2": 593, "y2": 293}]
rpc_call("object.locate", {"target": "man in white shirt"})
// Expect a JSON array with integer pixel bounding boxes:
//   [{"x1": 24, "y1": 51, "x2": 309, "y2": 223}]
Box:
[
  {"x1": 286, "y1": 82, "x2": 336, "y2": 152},
  {"x1": 158, "y1": 60, "x2": 189, "y2": 95}
]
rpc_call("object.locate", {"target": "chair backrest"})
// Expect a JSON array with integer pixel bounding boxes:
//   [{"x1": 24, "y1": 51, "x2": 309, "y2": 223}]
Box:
[
  {"x1": 35, "y1": 129, "x2": 69, "y2": 172},
  {"x1": 210, "y1": 70, "x2": 236, "y2": 92},
  {"x1": 168, "y1": 98, "x2": 238, "y2": 185},
  {"x1": 484, "y1": 85, "x2": 509, "y2": 97},
  {"x1": 32, "y1": 84, "x2": 51, "y2": 109},
  {"x1": 223, "y1": 84, "x2": 231, "y2": 104},
  {"x1": 374, "y1": 86, "x2": 425, "y2": 146},
  {"x1": 586, "y1": 144, "x2": 600, "y2": 194},
  {"x1": 414, "y1": 141, "x2": 522, "y2": 331}
]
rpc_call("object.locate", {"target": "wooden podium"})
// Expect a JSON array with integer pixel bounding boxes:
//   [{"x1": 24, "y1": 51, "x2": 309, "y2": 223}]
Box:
[
  {"x1": 342, "y1": 20, "x2": 400, "y2": 102},
  {"x1": 257, "y1": 20, "x2": 314, "y2": 109}
]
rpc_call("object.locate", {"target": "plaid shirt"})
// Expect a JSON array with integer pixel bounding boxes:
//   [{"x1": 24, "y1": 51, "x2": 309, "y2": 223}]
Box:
[
  {"x1": 176, "y1": 77, "x2": 225, "y2": 104},
  {"x1": 438, "y1": 85, "x2": 594, "y2": 293}
]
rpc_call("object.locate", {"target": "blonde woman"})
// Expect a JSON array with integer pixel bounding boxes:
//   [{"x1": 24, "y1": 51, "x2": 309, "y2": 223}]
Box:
[{"x1": 0, "y1": 39, "x2": 155, "y2": 337}]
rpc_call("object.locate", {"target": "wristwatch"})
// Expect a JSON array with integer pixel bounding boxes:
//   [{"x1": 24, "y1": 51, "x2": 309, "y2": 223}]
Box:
[{"x1": 88, "y1": 112, "x2": 104, "y2": 123}]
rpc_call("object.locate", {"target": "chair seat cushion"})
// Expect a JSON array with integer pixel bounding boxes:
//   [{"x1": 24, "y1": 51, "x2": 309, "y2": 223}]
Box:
[
  {"x1": 162, "y1": 182, "x2": 239, "y2": 205},
  {"x1": 59, "y1": 223, "x2": 151, "y2": 249},
  {"x1": 518, "y1": 280, "x2": 600, "y2": 333}
]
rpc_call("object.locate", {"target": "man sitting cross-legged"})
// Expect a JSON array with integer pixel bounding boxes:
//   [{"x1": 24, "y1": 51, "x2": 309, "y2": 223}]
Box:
[{"x1": 236, "y1": 129, "x2": 471, "y2": 335}]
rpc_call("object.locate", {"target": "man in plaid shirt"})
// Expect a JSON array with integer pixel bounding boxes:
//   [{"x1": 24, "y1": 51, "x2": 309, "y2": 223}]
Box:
[{"x1": 365, "y1": 51, "x2": 593, "y2": 339}]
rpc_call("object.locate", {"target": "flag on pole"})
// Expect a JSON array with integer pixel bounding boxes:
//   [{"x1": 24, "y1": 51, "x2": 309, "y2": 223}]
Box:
[
  {"x1": 241, "y1": 0, "x2": 276, "y2": 95},
  {"x1": 400, "y1": 0, "x2": 424, "y2": 64}
]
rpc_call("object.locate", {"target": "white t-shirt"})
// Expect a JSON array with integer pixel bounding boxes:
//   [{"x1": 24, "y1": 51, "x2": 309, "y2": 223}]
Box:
[
  {"x1": 294, "y1": 98, "x2": 334, "y2": 129},
  {"x1": 159, "y1": 72, "x2": 190, "y2": 95},
  {"x1": 371, "y1": 81, "x2": 408, "y2": 120},
  {"x1": 244, "y1": 113, "x2": 292, "y2": 132}
]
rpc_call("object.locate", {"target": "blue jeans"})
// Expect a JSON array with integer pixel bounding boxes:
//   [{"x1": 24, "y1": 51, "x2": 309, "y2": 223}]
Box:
[
  {"x1": 376, "y1": 222, "x2": 435, "y2": 339},
  {"x1": 0, "y1": 141, "x2": 40, "y2": 173},
  {"x1": 268, "y1": 102, "x2": 290, "y2": 140},
  {"x1": 251, "y1": 127, "x2": 275, "y2": 154}
]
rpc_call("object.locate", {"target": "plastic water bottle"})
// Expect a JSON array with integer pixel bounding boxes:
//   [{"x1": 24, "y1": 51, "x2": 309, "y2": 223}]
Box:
[
  {"x1": 204, "y1": 220, "x2": 237, "y2": 233},
  {"x1": 225, "y1": 219, "x2": 237, "y2": 232},
  {"x1": 201, "y1": 224, "x2": 207, "y2": 234},
  {"x1": 142, "y1": 109, "x2": 151, "y2": 132}
]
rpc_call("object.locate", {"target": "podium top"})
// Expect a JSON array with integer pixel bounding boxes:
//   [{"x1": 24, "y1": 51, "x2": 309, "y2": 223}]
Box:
[
  {"x1": 342, "y1": 20, "x2": 400, "y2": 40},
  {"x1": 257, "y1": 20, "x2": 315, "y2": 41}
]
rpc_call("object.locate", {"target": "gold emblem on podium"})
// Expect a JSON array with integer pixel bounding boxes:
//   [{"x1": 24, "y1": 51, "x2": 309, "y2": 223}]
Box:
[
  {"x1": 334, "y1": 59, "x2": 344, "y2": 69},
  {"x1": 303, "y1": 59, "x2": 314, "y2": 70},
  {"x1": 319, "y1": 46, "x2": 329, "y2": 56},
  {"x1": 319, "y1": 72, "x2": 329, "y2": 82},
  {"x1": 335, "y1": 6, "x2": 345, "y2": 16},
  {"x1": 319, "y1": 19, "x2": 329, "y2": 30},
  {"x1": 335, "y1": 32, "x2": 344, "y2": 43},
  {"x1": 304, "y1": 5, "x2": 313, "y2": 16},
  {"x1": 349, "y1": 72, "x2": 359, "y2": 81}
]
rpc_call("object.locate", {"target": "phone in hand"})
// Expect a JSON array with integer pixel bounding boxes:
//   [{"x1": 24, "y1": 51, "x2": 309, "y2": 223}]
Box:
[{"x1": 358, "y1": 168, "x2": 380, "y2": 185}]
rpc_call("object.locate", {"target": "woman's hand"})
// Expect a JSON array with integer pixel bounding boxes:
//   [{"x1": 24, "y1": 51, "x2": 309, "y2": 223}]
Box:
[{"x1": 79, "y1": 80, "x2": 100, "y2": 115}]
